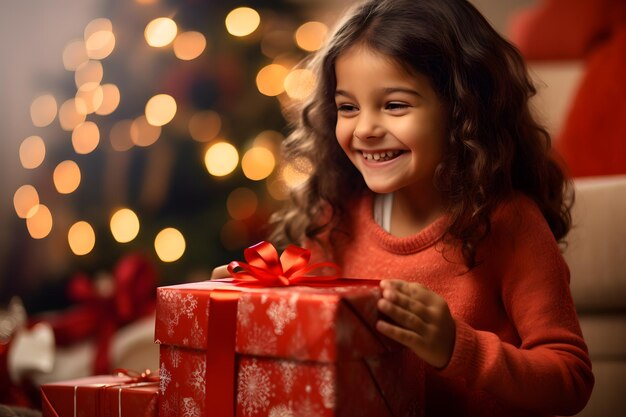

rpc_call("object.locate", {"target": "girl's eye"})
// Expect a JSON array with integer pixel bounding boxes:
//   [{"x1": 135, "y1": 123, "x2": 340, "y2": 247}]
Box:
[
  {"x1": 337, "y1": 104, "x2": 358, "y2": 113},
  {"x1": 386, "y1": 102, "x2": 409, "y2": 110}
]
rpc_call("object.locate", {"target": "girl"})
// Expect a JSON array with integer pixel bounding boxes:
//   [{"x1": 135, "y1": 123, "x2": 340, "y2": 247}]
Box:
[{"x1": 267, "y1": 0, "x2": 594, "y2": 415}]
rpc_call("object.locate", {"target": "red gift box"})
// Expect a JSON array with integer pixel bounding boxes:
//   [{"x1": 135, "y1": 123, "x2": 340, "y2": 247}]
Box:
[
  {"x1": 155, "y1": 279, "x2": 425, "y2": 417},
  {"x1": 41, "y1": 374, "x2": 158, "y2": 417}
]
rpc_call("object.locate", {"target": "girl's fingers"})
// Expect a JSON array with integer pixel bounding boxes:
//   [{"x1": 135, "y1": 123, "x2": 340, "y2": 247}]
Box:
[
  {"x1": 381, "y1": 279, "x2": 434, "y2": 304},
  {"x1": 210, "y1": 265, "x2": 230, "y2": 279},
  {"x1": 376, "y1": 319, "x2": 422, "y2": 349},
  {"x1": 381, "y1": 288, "x2": 431, "y2": 323},
  {"x1": 377, "y1": 297, "x2": 428, "y2": 334}
]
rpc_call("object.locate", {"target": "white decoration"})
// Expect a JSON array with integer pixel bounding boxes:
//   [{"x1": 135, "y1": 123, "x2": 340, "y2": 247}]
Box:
[
  {"x1": 182, "y1": 397, "x2": 201, "y2": 417},
  {"x1": 159, "y1": 362, "x2": 172, "y2": 394},
  {"x1": 238, "y1": 294, "x2": 255, "y2": 328},
  {"x1": 237, "y1": 359, "x2": 274, "y2": 416},
  {"x1": 181, "y1": 293, "x2": 198, "y2": 319},
  {"x1": 190, "y1": 317, "x2": 204, "y2": 347},
  {"x1": 266, "y1": 295, "x2": 298, "y2": 335},
  {"x1": 170, "y1": 347, "x2": 182, "y2": 369},
  {"x1": 319, "y1": 367, "x2": 335, "y2": 409},
  {"x1": 279, "y1": 362, "x2": 297, "y2": 395},
  {"x1": 242, "y1": 326, "x2": 278, "y2": 355},
  {"x1": 160, "y1": 290, "x2": 198, "y2": 336},
  {"x1": 269, "y1": 403, "x2": 294, "y2": 417},
  {"x1": 295, "y1": 397, "x2": 323, "y2": 417},
  {"x1": 190, "y1": 357, "x2": 206, "y2": 395}
]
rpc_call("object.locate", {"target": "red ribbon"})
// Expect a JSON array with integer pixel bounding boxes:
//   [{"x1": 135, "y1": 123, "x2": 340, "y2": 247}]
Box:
[
  {"x1": 227, "y1": 241, "x2": 340, "y2": 286},
  {"x1": 199, "y1": 242, "x2": 342, "y2": 416},
  {"x1": 30, "y1": 253, "x2": 157, "y2": 375}
]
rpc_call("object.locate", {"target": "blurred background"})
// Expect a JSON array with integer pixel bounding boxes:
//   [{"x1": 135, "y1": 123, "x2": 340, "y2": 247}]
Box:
[{"x1": 2, "y1": 0, "x2": 551, "y2": 314}]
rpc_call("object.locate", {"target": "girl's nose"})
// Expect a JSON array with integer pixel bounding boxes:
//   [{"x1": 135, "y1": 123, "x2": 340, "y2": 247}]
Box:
[{"x1": 353, "y1": 111, "x2": 384, "y2": 140}]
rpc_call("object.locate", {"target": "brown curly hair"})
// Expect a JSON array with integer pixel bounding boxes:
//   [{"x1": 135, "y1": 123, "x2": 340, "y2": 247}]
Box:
[{"x1": 270, "y1": 0, "x2": 573, "y2": 268}]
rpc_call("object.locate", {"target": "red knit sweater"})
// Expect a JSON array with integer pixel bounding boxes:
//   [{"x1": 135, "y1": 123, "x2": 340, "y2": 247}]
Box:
[{"x1": 322, "y1": 192, "x2": 594, "y2": 416}]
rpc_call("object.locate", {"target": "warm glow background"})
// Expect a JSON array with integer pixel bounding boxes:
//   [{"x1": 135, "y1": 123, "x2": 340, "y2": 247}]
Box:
[{"x1": 2, "y1": 0, "x2": 568, "y2": 313}]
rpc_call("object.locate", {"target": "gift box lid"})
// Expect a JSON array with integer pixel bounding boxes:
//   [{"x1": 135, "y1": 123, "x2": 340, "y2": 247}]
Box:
[{"x1": 154, "y1": 279, "x2": 397, "y2": 362}]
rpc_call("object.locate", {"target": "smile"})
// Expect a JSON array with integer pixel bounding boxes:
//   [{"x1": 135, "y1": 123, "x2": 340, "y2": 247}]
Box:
[{"x1": 361, "y1": 150, "x2": 403, "y2": 162}]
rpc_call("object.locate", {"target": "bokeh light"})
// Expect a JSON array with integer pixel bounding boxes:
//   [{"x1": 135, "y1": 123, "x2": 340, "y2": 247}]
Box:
[
  {"x1": 72, "y1": 121, "x2": 100, "y2": 154},
  {"x1": 227, "y1": 187, "x2": 258, "y2": 220},
  {"x1": 131, "y1": 115, "x2": 161, "y2": 146},
  {"x1": 145, "y1": 94, "x2": 177, "y2": 126},
  {"x1": 241, "y1": 146, "x2": 275, "y2": 181},
  {"x1": 53, "y1": 160, "x2": 81, "y2": 194},
  {"x1": 59, "y1": 99, "x2": 87, "y2": 131},
  {"x1": 30, "y1": 94, "x2": 57, "y2": 127},
  {"x1": 68, "y1": 221, "x2": 96, "y2": 255},
  {"x1": 173, "y1": 31, "x2": 207, "y2": 60},
  {"x1": 204, "y1": 141, "x2": 239, "y2": 177},
  {"x1": 84, "y1": 18, "x2": 115, "y2": 60},
  {"x1": 253, "y1": 130, "x2": 283, "y2": 152},
  {"x1": 284, "y1": 68, "x2": 316, "y2": 100},
  {"x1": 19, "y1": 136, "x2": 46, "y2": 169},
  {"x1": 188, "y1": 110, "x2": 221, "y2": 142},
  {"x1": 110, "y1": 208, "x2": 140, "y2": 243},
  {"x1": 256, "y1": 64, "x2": 288, "y2": 96},
  {"x1": 266, "y1": 177, "x2": 289, "y2": 200},
  {"x1": 75, "y1": 82, "x2": 104, "y2": 115},
  {"x1": 225, "y1": 7, "x2": 260, "y2": 37},
  {"x1": 295, "y1": 21, "x2": 328, "y2": 52},
  {"x1": 154, "y1": 228, "x2": 186, "y2": 262},
  {"x1": 75, "y1": 60, "x2": 103, "y2": 88},
  {"x1": 109, "y1": 119, "x2": 134, "y2": 151},
  {"x1": 13, "y1": 185, "x2": 40, "y2": 219},
  {"x1": 145, "y1": 17, "x2": 178, "y2": 47},
  {"x1": 84, "y1": 18, "x2": 112, "y2": 39},
  {"x1": 26, "y1": 204, "x2": 53, "y2": 239},
  {"x1": 96, "y1": 83, "x2": 120, "y2": 116},
  {"x1": 63, "y1": 40, "x2": 89, "y2": 71}
]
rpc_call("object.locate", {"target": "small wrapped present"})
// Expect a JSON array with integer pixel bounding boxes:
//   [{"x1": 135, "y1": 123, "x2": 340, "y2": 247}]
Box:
[
  {"x1": 40, "y1": 371, "x2": 158, "y2": 417},
  {"x1": 155, "y1": 241, "x2": 424, "y2": 417}
]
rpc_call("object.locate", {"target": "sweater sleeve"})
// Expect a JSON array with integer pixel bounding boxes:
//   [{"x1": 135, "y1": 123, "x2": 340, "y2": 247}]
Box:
[{"x1": 439, "y1": 197, "x2": 594, "y2": 415}]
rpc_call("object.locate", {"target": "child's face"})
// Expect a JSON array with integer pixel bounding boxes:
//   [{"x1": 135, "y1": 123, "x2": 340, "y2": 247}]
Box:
[{"x1": 334, "y1": 46, "x2": 447, "y2": 200}]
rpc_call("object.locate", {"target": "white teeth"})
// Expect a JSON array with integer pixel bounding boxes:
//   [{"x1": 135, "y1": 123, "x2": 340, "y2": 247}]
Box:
[{"x1": 362, "y1": 150, "x2": 401, "y2": 161}]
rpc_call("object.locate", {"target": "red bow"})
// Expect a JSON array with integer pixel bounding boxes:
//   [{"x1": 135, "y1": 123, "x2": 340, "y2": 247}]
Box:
[
  {"x1": 31, "y1": 253, "x2": 157, "y2": 375},
  {"x1": 111, "y1": 368, "x2": 159, "y2": 383},
  {"x1": 227, "y1": 241, "x2": 340, "y2": 286}
]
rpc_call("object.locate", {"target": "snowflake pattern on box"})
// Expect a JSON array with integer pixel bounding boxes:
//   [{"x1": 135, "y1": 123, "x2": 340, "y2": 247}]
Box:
[
  {"x1": 169, "y1": 347, "x2": 182, "y2": 369},
  {"x1": 159, "y1": 291, "x2": 199, "y2": 337},
  {"x1": 160, "y1": 397, "x2": 176, "y2": 417},
  {"x1": 279, "y1": 362, "x2": 298, "y2": 395},
  {"x1": 237, "y1": 359, "x2": 274, "y2": 416},
  {"x1": 182, "y1": 397, "x2": 200, "y2": 417},
  {"x1": 190, "y1": 317, "x2": 204, "y2": 347},
  {"x1": 241, "y1": 325, "x2": 278, "y2": 355},
  {"x1": 159, "y1": 362, "x2": 172, "y2": 394},
  {"x1": 266, "y1": 294, "x2": 299, "y2": 335},
  {"x1": 294, "y1": 396, "x2": 324, "y2": 417},
  {"x1": 269, "y1": 403, "x2": 294, "y2": 417},
  {"x1": 318, "y1": 367, "x2": 335, "y2": 409},
  {"x1": 189, "y1": 356, "x2": 206, "y2": 395},
  {"x1": 238, "y1": 294, "x2": 255, "y2": 327}
]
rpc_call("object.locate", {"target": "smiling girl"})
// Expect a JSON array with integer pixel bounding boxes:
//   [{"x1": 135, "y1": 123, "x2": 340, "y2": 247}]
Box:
[{"x1": 267, "y1": 0, "x2": 594, "y2": 415}]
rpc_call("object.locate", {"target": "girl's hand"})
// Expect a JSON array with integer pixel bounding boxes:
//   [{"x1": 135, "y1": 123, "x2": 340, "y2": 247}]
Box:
[
  {"x1": 376, "y1": 279, "x2": 456, "y2": 369},
  {"x1": 210, "y1": 265, "x2": 230, "y2": 280}
]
